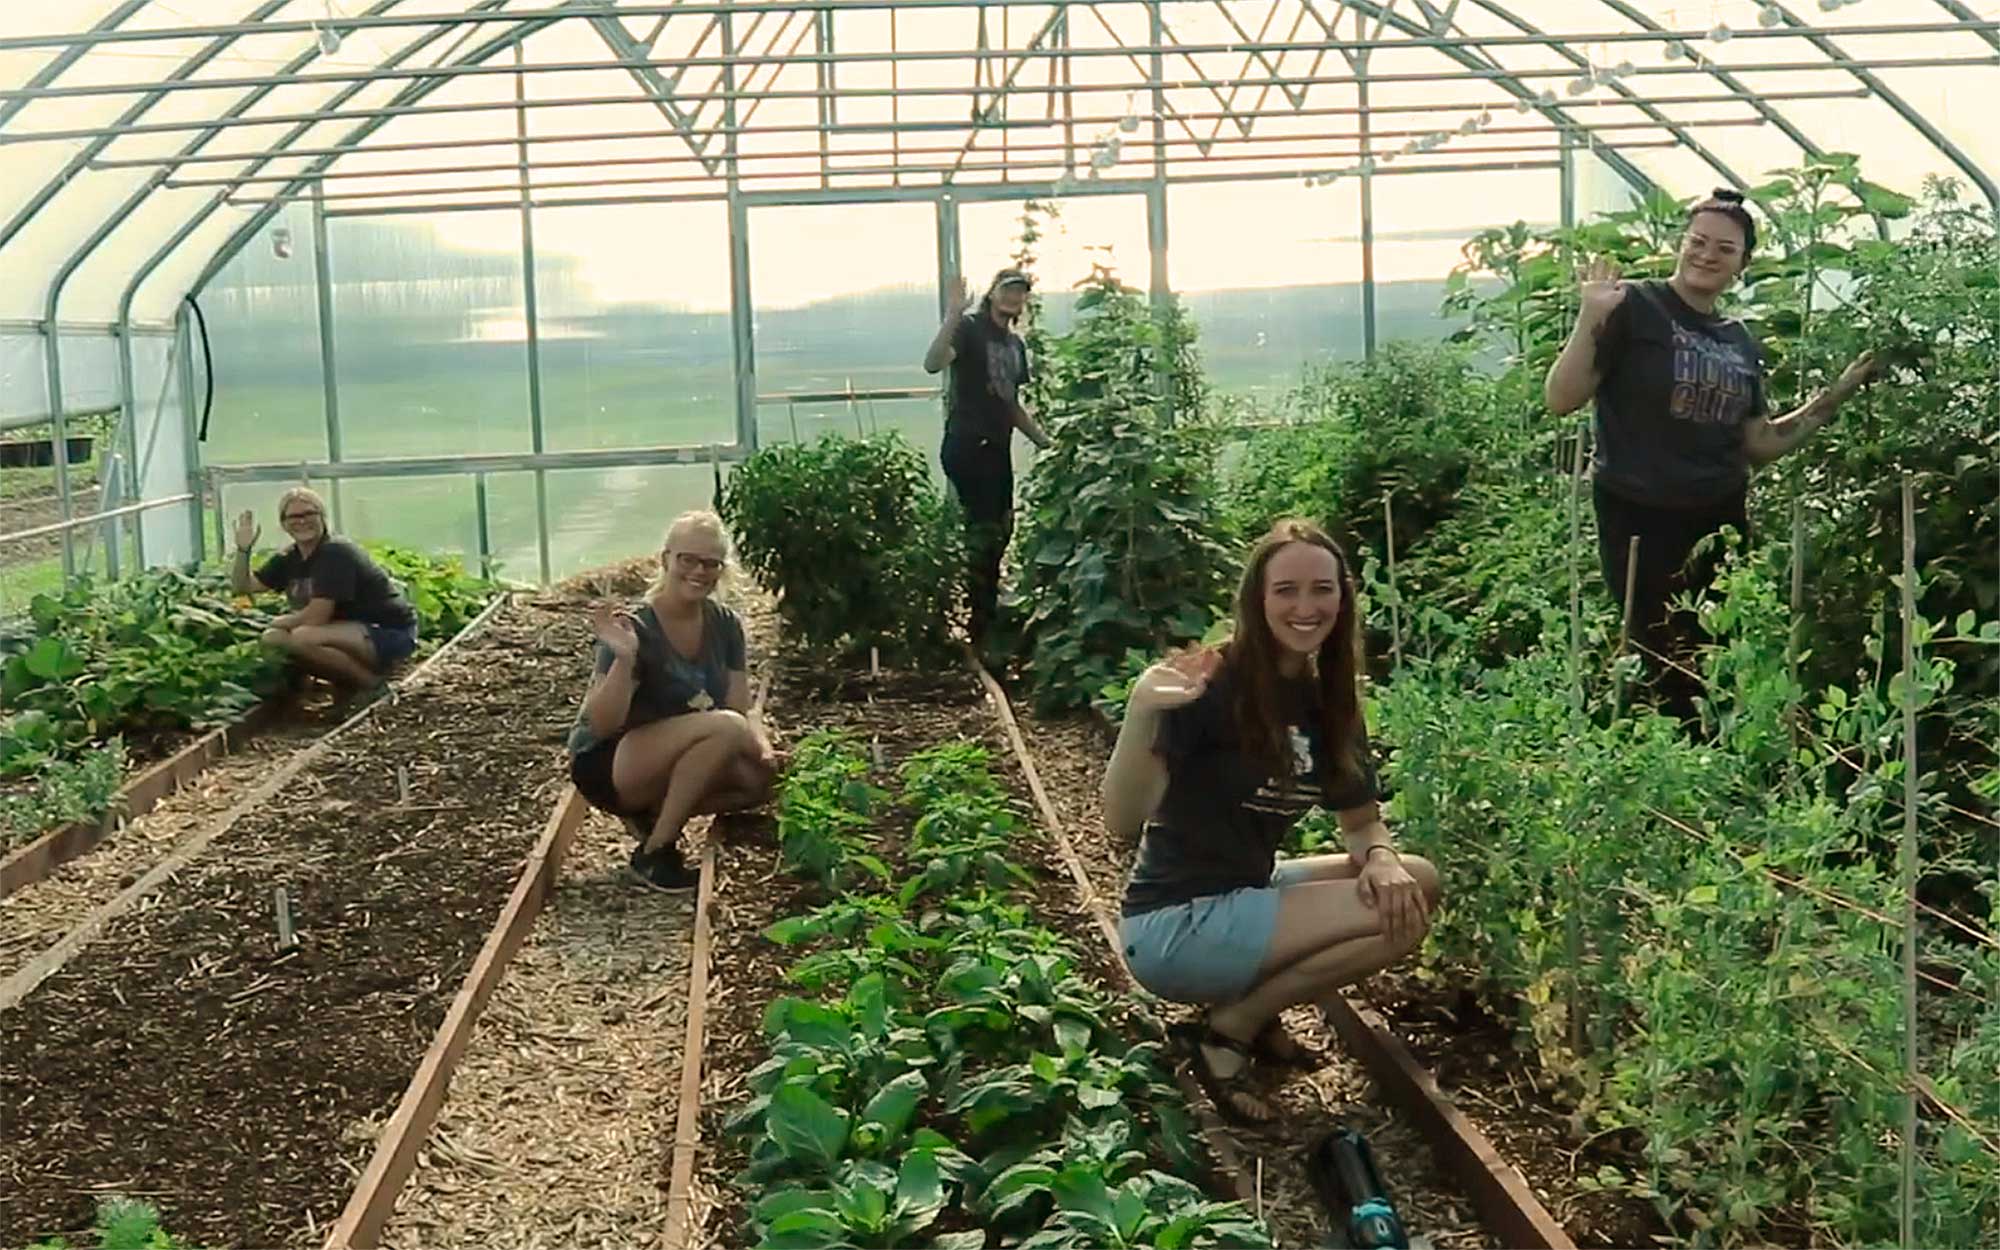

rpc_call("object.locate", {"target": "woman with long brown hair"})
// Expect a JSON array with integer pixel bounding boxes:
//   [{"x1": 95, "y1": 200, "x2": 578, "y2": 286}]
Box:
[{"x1": 1102, "y1": 518, "x2": 1439, "y2": 1123}]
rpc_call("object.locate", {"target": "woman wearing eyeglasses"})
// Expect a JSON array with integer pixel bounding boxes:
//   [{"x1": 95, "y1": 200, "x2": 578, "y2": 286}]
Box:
[
  {"x1": 566, "y1": 509, "x2": 778, "y2": 891},
  {"x1": 229, "y1": 486, "x2": 419, "y2": 690}
]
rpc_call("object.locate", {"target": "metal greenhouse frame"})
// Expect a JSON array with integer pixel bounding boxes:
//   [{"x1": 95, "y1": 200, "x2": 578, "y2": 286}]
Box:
[{"x1": 0, "y1": 0, "x2": 1993, "y2": 587}]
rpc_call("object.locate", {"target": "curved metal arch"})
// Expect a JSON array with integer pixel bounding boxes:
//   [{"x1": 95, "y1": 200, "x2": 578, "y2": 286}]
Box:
[
  {"x1": 181, "y1": 5, "x2": 587, "y2": 304},
  {"x1": 0, "y1": 1, "x2": 148, "y2": 132},
  {"x1": 6, "y1": 1, "x2": 296, "y2": 261},
  {"x1": 1588, "y1": 0, "x2": 1827, "y2": 166},
  {"x1": 1331, "y1": 0, "x2": 1660, "y2": 201},
  {"x1": 1582, "y1": 0, "x2": 1888, "y2": 241},
  {"x1": 1762, "y1": 0, "x2": 1997, "y2": 210},
  {"x1": 116, "y1": 0, "x2": 521, "y2": 330},
  {"x1": 1470, "y1": 0, "x2": 1746, "y2": 194},
  {"x1": 1935, "y1": 0, "x2": 2000, "y2": 54}
]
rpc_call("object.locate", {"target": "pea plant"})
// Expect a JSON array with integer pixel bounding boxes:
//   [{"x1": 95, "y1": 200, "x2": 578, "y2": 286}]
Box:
[{"x1": 732, "y1": 737, "x2": 1270, "y2": 1249}]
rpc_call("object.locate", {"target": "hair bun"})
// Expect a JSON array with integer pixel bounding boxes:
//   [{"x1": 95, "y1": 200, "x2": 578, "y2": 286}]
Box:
[{"x1": 1711, "y1": 188, "x2": 1746, "y2": 204}]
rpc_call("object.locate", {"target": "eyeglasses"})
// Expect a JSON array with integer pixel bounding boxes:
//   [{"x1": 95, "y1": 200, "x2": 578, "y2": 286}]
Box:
[
  {"x1": 672, "y1": 552, "x2": 725, "y2": 573},
  {"x1": 281, "y1": 510, "x2": 321, "y2": 523}
]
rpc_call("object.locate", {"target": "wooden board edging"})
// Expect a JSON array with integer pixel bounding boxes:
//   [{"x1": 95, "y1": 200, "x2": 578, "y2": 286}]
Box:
[
  {"x1": 323, "y1": 784, "x2": 589, "y2": 1250},
  {"x1": 662, "y1": 670, "x2": 768, "y2": 1250},
  {"x1": 1320, "y1": 996, "x2": 1577, "y2": 1249},
  {"x1": 0, "y1": 699, "x2": 286, "y2": 900},
  {"x1": 660, "y1": 840, "x2": 719, "y2": 1250}
]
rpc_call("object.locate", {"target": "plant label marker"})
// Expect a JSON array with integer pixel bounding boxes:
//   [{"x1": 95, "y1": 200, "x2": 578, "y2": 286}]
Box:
[
  {"x1": 871, "y1": 737, "x2": 886, "y2": 768},
  {"x1": 396, "y1": 765, "x2": 410, "y2": 803},
  {"x1": 870, "y1": 645, "x2": 880, "y2": 679},
  {"x1": 275, "y1": 886, "x2": 297, "y2": 949}
]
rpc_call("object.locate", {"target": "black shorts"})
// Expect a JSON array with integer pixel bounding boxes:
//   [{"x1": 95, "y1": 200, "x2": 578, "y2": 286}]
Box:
[{"x1": 569, "y1": 737, "x2": 650, "y2": 818}]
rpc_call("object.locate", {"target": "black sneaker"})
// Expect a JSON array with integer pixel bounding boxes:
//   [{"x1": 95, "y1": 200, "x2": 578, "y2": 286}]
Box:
[
  {"x1": 628, "y1": 843, "x2": 700, "y2": 893},
  {"x1": 620, "y1": 807, "x2": 663, "y2": 842}
]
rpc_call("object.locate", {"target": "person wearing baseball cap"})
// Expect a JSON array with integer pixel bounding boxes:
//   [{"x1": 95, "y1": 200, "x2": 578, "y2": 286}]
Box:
[{"x1": 922, "y1": 267, "x2": 1052, "y2": 646}]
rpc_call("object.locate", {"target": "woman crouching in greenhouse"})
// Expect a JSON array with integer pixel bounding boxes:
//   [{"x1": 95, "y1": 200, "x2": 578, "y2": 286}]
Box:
[
  {"x1": 567, "y1": 510, "x2": 778, "y2": 892},
  {"x1": 229, "y1": 487, "x2": 419, "y2": 692},
  {"x1": 1102, "y1": 519, "x2": 1439, "y2": 1123},
  {"x1": 1545, "y1": 188, "x2": 1880, "y2": 726}
]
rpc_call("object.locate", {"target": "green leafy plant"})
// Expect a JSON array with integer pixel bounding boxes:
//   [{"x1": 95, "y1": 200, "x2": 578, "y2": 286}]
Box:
[
  {"x1": 721, "y1": 432, "x2": 965, "y2": 662},
  {"x1": 774, "y1": 731, "x2": 890, "y2": 890},
  {"x1": 1012, "y1": 1168, "x2": 1271, "y2": 1250},
  {"x1": 0, "y1": 738, "x2": 126, "y2": 850},
  {"x1": 26, "y1": 1196, "x2": 202, "y2": 1249},
  {"x1": 749, "y1": 1149, "x2": 984, "y2": 1250},
  {"x1": 361, "y1": 541, "x2": 501, "y2": 640},
  {"x1": 730, "y1": 725, "x2": 1266, "y2": 1248},
  {"x1": 1011, "y1": 265, "x2": 1233, "y2": 713}
]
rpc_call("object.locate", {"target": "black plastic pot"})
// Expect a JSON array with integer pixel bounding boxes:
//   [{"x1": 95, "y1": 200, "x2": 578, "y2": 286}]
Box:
[{"x1": 0, "y1": 436, "x2": 94, "y2": 469}]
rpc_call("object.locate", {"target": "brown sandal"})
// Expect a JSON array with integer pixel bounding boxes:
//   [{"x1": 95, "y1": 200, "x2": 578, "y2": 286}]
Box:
[
  {"x1": 1170, "y1": 1022, "x2": 1279, "y2": 1125},
  {"x1": 1252, "y1": 1019, "x2": 1315, "y2": 1068}
]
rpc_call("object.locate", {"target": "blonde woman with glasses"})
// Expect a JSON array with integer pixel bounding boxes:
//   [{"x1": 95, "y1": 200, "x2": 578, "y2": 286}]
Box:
[
  {"x1": 566, "y1": 510, "x2": 778, "y2": 891},
  {"x1": 229, "y1": 486, "x2": 418, "y2": 692}
]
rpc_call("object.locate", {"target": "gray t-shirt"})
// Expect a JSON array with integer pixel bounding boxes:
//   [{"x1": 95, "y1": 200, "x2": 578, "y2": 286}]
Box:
[
  {"x1": 1592, "y1": 280, "x2": 1768, "y2": 508},
  {"x1": 1121, "y1": 663, "x2": 1379, "y2": 917},
  {"x1": 566, "y1": 599, "x2": 748, "y2": 756}
]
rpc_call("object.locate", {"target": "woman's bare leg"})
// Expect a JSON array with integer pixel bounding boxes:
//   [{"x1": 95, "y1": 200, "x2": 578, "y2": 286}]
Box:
[
  {"x1": 1194, "y1": 857, "x2": 1441, "y2": 1115},
  {"x1": 265, "y1": 623, "x2": 378, "y2": 688}
]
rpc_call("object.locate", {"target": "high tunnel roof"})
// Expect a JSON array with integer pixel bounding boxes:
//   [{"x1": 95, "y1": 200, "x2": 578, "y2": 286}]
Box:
[{"x1": 0, "y1": 0, "x2": 1994, "y2": 330}]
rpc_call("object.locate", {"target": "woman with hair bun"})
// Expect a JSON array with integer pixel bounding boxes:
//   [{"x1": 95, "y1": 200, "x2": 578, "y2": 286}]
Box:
[
  {"x1": 567, "y1": 509, "x2": 777, "y2": 891},
  {"x1": 1544, "y1": 188, "x2": 1880, "y2": 723}
]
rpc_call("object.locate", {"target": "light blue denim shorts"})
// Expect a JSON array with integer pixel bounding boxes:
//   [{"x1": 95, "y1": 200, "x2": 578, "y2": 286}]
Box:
[{"x1": 1119, "y1": 859, "x2": 1315, "y2": 1004}]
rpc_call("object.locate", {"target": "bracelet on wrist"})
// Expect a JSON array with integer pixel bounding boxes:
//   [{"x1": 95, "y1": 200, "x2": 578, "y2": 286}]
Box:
[{"x1": 1364, "y1": 844, "x2": 1399, "y2": 864}]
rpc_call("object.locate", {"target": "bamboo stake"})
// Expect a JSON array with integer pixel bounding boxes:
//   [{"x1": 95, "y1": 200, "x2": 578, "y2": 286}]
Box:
[
  {"x1": 1564, "y1": 427, "x2": 1587, "y2": 1058},
  {"x1": 1898, "y1": 471, "x2": 1918, "y2": 1248},
  {"x1": 1611, "y1": 534, "x2": 1640, "y2": 721},
  {"x1": 1789, "y1": 496, "x2": 1806, "y2": 772},
  {"x1": 1382, "y1": 491, "x2": 1403, "y2": 671}
]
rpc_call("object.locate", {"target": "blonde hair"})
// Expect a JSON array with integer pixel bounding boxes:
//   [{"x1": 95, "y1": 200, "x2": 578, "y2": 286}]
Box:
[
  {"x1": 650, "y1": 509, "x2": 736, "y2": 596},
  {"x1": 275, "y1": 486, "x2": 329, "y2": 538}
]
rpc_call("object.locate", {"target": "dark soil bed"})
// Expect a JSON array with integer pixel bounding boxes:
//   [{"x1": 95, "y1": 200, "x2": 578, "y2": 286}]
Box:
[
  {"x1": 0, "y1": 594, "x2": 596, "y2": 1249},
  {"x1": 1362, "y1": 974, "x2": 1669, "y2": 1249},
  {"x1": 694, "y1": 654, "x2": 1230, "y2": 1248}
]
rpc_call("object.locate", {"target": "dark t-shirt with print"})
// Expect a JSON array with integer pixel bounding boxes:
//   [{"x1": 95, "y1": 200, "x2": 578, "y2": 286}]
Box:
[
  {"x1": 566, "y1": 599, "x2": 748, "y2": 756},
  {"x1": 1121, "y1": 663, "x2": 1379, "y2": 917},
  {"x1": 944, "y1": 311, "x2": 1030, "y2": 451},
  {"x1": 254, "y1": 537, "x2": 415, "y2": 629},
  {"x1": 1593, "y1": 280, "x2": 1768, "y2": 509}
]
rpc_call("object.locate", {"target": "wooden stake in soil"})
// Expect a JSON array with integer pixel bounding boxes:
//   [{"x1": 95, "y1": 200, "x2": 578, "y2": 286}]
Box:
[
  {"x1": 1897, "y1": 472, "x2": 1919, "y2": 1248},
  {"x1": 274, "y1": 887, "x2": 297, "y2": 950}
]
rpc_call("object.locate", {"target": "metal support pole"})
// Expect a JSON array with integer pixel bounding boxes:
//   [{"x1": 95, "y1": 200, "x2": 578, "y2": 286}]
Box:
[
  {"x1": 724, "y1": 0, "x2": 758, "y2": 452},
  {"x1": 1148, "y1": 0, "x2": 1172, "y2": 417},
  {"x1": 936, "y1": 194, "x2": 961, "y2": 319},
  {"x1": 1560, "y1": 126, "x2": 1577, "y2": 229},
  {"x1": 515, "y1": 45, "x2": 552, "y2": 586},
  {"x1": 474, "y1": 471, "x2": 492, "y2": 577},
  {"x1": 115, "y1": 314, "x2": 147, "y2": 571},
  {"x1": 39, "y1": 325, "x2": 76, "y2": 583},
  {"x1": 1356, "y1": 53, "x2": 1377, "y2": 361},
  {"x1": 311, "y1": 186, "x2": 346, "y2": 531}
]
